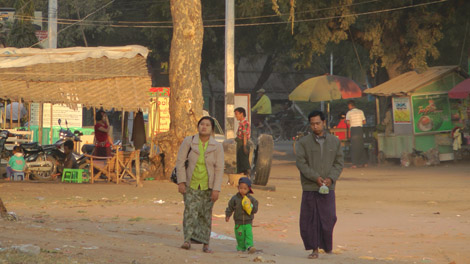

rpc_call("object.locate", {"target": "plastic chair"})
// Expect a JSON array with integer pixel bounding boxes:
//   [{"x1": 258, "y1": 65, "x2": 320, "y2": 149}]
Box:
[
  {"x1": 62, "y1": 169, "x2": 88, "y2": 183},
  {"x1": 10, "y1": 172, "x2": 25, "y2": 181}
]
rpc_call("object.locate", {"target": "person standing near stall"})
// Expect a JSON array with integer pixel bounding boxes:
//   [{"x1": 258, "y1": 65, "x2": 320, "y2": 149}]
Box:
[
  {"x1": 94, "y1": 110, "x2": 112, "y2": 157},
  {"x1": 346, "y1": 100, "x2": 367, "y2": 168}
]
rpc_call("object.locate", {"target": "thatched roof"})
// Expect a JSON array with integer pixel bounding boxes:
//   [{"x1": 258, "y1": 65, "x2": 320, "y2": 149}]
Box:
[{"x1": 0, "y1": 45, "x2": 151, "y2": 111}]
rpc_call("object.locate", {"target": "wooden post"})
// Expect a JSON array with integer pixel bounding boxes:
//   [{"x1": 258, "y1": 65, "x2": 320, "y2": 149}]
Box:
[
  {"x1": 39, "y1": 103, "x2": 43, "y2": 145},
  {"x1": 9, "y1": 101, "x2": 13, "y2": 128},
  {"x1": 93, "y1": 107, "x2": 96, "y2": 124},
  {"x1": 376, "y1": 97, "x2": 380, "y2": 126},
  {"x1": 121, "y1": 108, "x2": 125, "y2": 146},
  {"x1": 28, "y1": 102, "x2": 31, "y2": 132},
  {"x1": 17, "y1": 98, "x2": 20, "y2": 128},
  {"x1": 2, "y1": 102, "x2": 6, "y2": 129},
  {"x1": 123, "y1": 111, "x2": 129, "y2": 146},
  {"x1": 50, "y1": 104, "x2": 53, "y2": 144}
]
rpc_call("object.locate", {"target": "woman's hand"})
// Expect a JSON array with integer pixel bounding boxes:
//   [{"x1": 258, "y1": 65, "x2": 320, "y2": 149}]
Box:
[
  {"x1": 211, "y1": 190, "x2": 220, "y2": 203},
  {"x1": 178, "y1": 183, "x2": 186, "y2": 194}
]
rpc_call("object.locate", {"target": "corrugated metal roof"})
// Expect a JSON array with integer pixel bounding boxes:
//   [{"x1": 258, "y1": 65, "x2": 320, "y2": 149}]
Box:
[{"x1": 364, "y1": 66, "x2": 459, "y2": 96}]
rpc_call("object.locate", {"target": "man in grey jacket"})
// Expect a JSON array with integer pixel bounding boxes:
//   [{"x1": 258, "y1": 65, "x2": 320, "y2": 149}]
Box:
[{"x1": 295, "y1": 110, "x2": 344, "y2": 259}]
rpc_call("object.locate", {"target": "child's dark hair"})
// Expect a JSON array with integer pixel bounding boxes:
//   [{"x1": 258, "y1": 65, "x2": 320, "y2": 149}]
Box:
[
  {"x1": 64, "y1": 140, "x2": 74, "y2": 150},
  {"x1": 13, "y1": 146, "x2": 22, "y2": 152},
  {"x1": 234, "y1": 107, "x2": 246, "y2": 117}
]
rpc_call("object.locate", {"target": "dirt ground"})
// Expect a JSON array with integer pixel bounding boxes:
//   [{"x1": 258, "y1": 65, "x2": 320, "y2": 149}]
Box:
[{"x1": 0, "y1": 142, "x2": 469, "y2": 264}]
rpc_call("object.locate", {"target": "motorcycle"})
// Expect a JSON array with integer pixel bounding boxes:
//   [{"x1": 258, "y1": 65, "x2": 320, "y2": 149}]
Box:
[{"x1": 0, "y1": 130, "x2": 59, "y2": 180}]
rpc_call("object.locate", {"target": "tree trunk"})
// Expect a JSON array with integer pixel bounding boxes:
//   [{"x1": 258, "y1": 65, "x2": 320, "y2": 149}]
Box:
[
  {"x1": 0, "y1": 198, "x2": 8, "y2": 218},
  {"x1": 154, "y1": 0, "x2": 204, "y2": 179}
]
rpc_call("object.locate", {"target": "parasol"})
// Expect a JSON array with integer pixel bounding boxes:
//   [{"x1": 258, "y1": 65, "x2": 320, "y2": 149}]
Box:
[
  {"x1": 289, "y1": 74, "x2": 362, "y2": 102},
  {"x1": 448, "y1": 79, "x2": 470, "y2": 99}
]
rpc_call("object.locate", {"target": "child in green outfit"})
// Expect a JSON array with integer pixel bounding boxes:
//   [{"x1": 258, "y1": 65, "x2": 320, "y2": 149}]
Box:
[
  {"x1": 225, "y1": 177, "x2": 259, "y2": 253},
  {"x1": 7, "y1": 146, "x2": 26, "y2": 181}
]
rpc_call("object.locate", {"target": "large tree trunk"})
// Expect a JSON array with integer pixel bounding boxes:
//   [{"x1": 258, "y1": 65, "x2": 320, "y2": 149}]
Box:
[{"x1": 154, "y1": 0, "x2": 204, "y2": 179}]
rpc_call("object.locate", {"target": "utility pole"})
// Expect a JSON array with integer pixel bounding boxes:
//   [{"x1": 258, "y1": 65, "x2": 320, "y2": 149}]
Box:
[
  {"x1": 48, "y1": 0, "x2": 57, "y2": 49},
  {"x1": 224, "y1": 0, "x2": 235, "y2": 139}
]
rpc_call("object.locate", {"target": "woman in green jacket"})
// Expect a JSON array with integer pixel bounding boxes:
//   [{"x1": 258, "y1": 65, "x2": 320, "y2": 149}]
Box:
[{"x1": 176, "y1": 116, "x2": 225, "y2": 253}]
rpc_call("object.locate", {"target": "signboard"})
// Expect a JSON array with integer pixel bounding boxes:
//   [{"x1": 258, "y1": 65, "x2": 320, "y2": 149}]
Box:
[
  {"x1": 30, "y1": 103, "x2": 83, "y2": 128},
  {"x1": 411, "y1": 94, "x2": 452, "y2": 134},
  {"x1": 392, "y1": 97, "x2": 411, "y2": 124},
  {"x1": 35, "y1": 30, "x2": 48, "y2": 42},
  {"x1": 149, "y1": 87, "x2": 170, "y2": 134}
]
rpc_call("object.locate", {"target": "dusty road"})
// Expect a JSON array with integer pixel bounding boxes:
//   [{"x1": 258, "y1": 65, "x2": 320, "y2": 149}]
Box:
[{"x1": 0, "y1": 142, "x2": 469, "y2": 264}]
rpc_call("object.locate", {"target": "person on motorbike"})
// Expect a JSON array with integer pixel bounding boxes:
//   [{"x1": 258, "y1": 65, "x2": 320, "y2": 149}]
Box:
[{"x1": 251, "y1": 89, "x2": 272, "y2": 128}]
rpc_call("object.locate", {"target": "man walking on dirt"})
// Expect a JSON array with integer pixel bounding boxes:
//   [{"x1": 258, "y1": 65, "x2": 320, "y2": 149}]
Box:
[{"x1": 295, "y1": 110, "x2": 343, "y2": 259}]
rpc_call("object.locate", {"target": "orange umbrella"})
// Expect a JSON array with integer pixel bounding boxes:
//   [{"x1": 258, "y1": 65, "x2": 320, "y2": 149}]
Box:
[{"x1": 289, "y1": 75, "x2": 362, "y2": 102}]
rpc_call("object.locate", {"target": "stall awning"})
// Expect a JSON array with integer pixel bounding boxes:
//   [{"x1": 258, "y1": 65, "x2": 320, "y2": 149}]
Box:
[
  {"x1": 364, "y1": 66, "x2": 459, "y2": 96},
  {"x1": 449, "y1": 79, "x2": 470, "y2": 99},
  {"x1": 0, "y1": 45, "x2": 151, "y2": 111}
]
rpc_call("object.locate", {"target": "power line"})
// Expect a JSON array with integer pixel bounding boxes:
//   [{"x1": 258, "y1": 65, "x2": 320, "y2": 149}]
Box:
[
  {"x1": 14, "y1": 0, "x2": 381, "y2": 26},
  {"x1": 29, "y1": 0, "x2": 115, "y2": 47},
  {"x1": 15, "y1": 0, "x2": 448, "y2": 30}
]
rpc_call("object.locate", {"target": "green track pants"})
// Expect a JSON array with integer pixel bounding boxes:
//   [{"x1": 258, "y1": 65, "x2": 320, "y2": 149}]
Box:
[{"x1": 234, "y1": 224, "x2": 254, "y2": 251}]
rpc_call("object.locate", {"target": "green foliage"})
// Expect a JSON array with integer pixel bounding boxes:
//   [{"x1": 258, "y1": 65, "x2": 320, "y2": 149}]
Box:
[{"x1": 4, "y1": 0, "x2": 38, "y2": 48}]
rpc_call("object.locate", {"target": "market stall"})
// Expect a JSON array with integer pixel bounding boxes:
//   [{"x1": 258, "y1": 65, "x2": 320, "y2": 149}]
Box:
[
  {"x1": 0, "y1": 45, "x2": 151, "y2": 144},
  {"x1": 364, "y1": 66, "x2": 469, "y2": 162}
]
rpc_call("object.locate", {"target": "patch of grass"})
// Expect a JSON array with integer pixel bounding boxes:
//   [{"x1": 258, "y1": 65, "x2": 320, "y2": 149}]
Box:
[
  {"x1": 79, "y1": 218, "x2": 91, "y2": 221},
  {"x1": 111, "y1": 216, "x2": 120, "y2": 221},
  {"x1": 0, "y1": 249, "x2": 74, "y2": 264},
  {"x1": 128, "y1": 217, "x2": 144, "y2": 222},
  {"x1": 77, "y1": 210, "x2": 87, "y2": 214}
]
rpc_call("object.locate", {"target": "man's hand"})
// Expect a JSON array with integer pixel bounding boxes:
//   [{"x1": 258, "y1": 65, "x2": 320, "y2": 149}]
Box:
[
  {"x1": 211, "y1": 190, "x2": 220, "y2": 203},
  {"x1": 178, "y1": 183, "x2": 186, "y2": 194},
  {"x1": 225, "y1": 216, "x2": 230, "y2": 222},
  {"x1": 323, "y1": 178, "x2": 333, "y2": 187},
  {"x1": 316, "y1": 177, "x2": 324, "y2": 187}
]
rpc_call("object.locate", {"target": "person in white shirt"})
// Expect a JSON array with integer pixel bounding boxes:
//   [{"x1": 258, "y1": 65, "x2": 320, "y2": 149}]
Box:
[
  {"x1": 5, "y1": 101, "x2": 27, "y2": 128},
  {"x1": 346, "y1": 100, "x2": 367, "y2": 168}
]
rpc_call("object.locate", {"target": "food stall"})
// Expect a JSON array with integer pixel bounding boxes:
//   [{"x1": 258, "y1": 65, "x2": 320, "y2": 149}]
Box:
[{"x1": 364, "y1": 66, "x2": 469, "y2": 161}]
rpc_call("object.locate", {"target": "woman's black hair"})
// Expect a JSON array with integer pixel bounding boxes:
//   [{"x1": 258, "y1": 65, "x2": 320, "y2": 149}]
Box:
[
  {"x1": 96, "y1": 110, "x2": 105, "y2": 121},
  {"x1": 339, "y1": 112, "x2": 346, "y2": 119},
  {"x1": 198, "y1": 116, "x2": 215, "y2": 131}
]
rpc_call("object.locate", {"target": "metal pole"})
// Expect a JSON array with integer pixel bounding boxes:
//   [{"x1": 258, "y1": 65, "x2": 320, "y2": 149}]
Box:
[
  {"x1": 50, "y1": 104, "x2": 53, "y2": 144},
  {"x1": 224, "y1": 0, "x2": 235, "y2": 139},
  {"x1": 48, "y1": 0, "x2": 58, "y2": 49},
  {"x1": 39, "y1": 103, "x2": 43, "y2": 145}
]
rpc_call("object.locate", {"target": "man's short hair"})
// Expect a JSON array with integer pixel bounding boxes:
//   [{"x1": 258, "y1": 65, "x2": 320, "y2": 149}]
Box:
[
  {"x1": 348, "y1": 100, "x2": 356, "y2": 107},
  {"x1": 308, "y1": 110, "x2": 325, "y2": 121},
  {"x1": 64, "y1": 140, "x2": 74, "y2": 150},
  {"x1": 234, "y1": 107, "x2": 246, "y2": 117}
]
